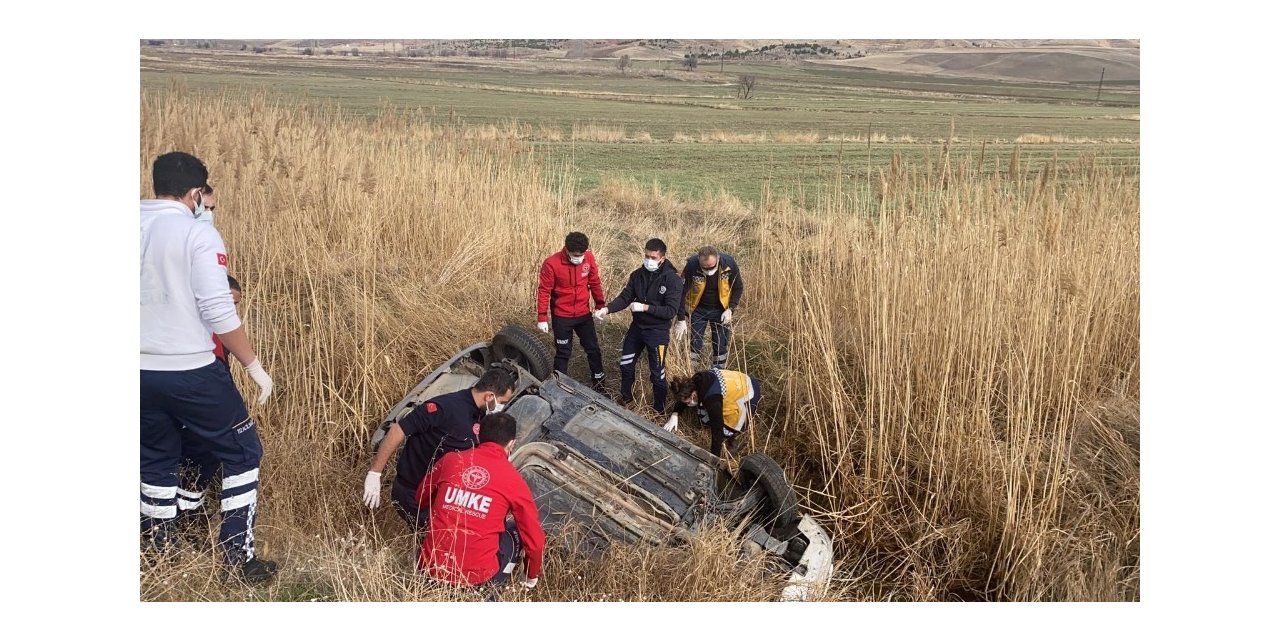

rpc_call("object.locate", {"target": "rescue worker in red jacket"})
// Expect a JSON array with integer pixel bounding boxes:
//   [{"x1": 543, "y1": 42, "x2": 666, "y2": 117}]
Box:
[
  {"x1": 416, "y1": 412, "x2": 546, "y2": 590},
  {"x1": 665, "y1": 368, "x2": 762, "y2": 458},
  {"x1": 363, "y1": 363, "x2": 520, "y2": 531},
  {"x1": 537, "y1": 231, "x2": 608, "y2": 392}
]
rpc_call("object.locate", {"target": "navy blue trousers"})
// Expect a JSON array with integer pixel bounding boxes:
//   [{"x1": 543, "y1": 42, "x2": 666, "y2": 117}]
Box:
[
  {"x1": 619, "y1": 323, "x2": 669, "y2": 413},
  {"x1": 689, "y1": 307, "x2": 731, "y2": 369},
  {"x1": 392, "y1": 480, "x2": 431, "y2": 532},
  {"x1": 482, "y1": 520, "x2": 524, "y2": 589},
  {"x1": 174, "y1": 358, "x2": 230, "y2": 524},
  {"x1": 140, "y1": 361, "x2": 263, "y2": 564}
]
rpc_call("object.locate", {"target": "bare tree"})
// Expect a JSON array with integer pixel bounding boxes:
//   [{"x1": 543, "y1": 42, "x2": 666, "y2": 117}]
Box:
[
  {"x1": 737, "y1": 74, "x2": 757, "y2": 99},
  {"x1": 616, "y1": 54, "x2": 631, "y2": 72},
  {"x1": 683, "y1": 52, "x2": 698, "y2": 71}
]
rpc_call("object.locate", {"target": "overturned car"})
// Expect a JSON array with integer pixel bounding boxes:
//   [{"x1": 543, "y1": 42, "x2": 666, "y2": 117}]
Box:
[{"x1": 372, "y1": 325, "x2": 834, "y2": 600}]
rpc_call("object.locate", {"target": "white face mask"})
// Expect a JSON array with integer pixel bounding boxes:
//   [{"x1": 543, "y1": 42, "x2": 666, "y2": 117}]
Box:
[
  {"x1": 702, "y1": 267, "x2": 717, "y2": 276},
  {"x1": 192, "y1": 192, "x2": 208, "y2": 220},
  {"x1": 569, "y1": 254, "x2": 584, "y2": 265},
  {"x1": 487, "y1": 396, "x2": 507, "y2": 414},
  {"x1": 643, "y1": 258, "x2": 660, "y2": 272}
]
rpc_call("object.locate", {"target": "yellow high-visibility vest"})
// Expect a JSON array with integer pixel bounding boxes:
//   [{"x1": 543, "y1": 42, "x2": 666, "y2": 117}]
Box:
[
  {"x1": 684, "y1": 267, "x2": 734, "y2": 312},
  {"x1": 712, "y1": 369, "x2": 754, "y2": 433}
]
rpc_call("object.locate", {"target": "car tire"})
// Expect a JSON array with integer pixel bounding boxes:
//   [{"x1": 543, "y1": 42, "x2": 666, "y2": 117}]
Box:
[
  {"x1": 737, "y1": 453, "x2": 800, "y2": 535},
  {"x1": 489, "y1": 324, "x2": 555, "y2": 381}
]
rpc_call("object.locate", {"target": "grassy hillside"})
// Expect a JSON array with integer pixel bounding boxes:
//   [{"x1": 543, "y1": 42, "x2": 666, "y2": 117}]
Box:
[
  {"x1": 139, "y1": 83, "x2": 1139, "y2": 601},
  {"x1": 141, "y1": 48, "x2": 1138, "y2": 205}
]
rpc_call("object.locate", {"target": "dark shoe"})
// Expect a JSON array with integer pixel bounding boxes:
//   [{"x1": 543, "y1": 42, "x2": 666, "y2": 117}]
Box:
[{"x1": 229, "y1": 557, "x2": 278, "y2": 585}]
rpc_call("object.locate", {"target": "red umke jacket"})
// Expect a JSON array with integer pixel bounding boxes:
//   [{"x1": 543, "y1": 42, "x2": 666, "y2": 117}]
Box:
[
  {"x1": 416, "y1": 442, "x2": 546, "y2": 585},
  {"x1": 537, "y1": 249, "x2": 605, "y2": 322}
]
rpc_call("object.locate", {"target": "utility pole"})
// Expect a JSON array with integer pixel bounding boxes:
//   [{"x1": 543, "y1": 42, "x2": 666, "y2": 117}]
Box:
[
  {"x1": 1095, "y1": 67, "x2": 1106, "y2": 104},
  {"x1": 720, "y1": 49, "x2": 724, "y2": 73}
]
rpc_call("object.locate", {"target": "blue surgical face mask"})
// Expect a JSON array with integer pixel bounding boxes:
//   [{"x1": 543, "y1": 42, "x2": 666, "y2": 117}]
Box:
[{"x1": 643, "y1": 258, "x2": 660, "y2": 272}]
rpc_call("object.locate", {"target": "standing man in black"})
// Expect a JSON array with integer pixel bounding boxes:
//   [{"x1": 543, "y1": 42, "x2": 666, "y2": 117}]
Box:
[{"x1": 595, "y1": 238, "x2": 684, "y2": 414}]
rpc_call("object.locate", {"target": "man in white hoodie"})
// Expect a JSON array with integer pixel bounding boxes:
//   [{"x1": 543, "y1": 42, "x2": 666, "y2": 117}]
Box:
[{"x1": 140, "y1": 151, "x2": 277, "y2": 583}]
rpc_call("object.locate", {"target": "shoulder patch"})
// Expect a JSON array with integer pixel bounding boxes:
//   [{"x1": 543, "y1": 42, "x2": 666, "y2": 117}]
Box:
[
  {"x1": 216, "y1": 253, "x2": 228, "y2": 267},
  {"x1": 426, "y1": 402, "x2": 438, "y2": 413},
  {"x1": 659, "y1": 285, "x2": 667, "y2": 294}
]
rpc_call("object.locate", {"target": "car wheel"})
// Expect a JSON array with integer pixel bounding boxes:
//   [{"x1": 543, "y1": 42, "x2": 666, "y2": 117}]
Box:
[
  {"x1": 488, "y1": 324, "x2": 555, "y2": 381},
  {"x1": 737, "y1": 453, "x2": 800, "y2": 535}
]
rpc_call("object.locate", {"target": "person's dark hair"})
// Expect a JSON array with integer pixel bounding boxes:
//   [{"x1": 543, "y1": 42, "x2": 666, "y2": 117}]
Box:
[
  {"x1": 478, "y1": 412, "x2": 518, "y2": 446},
  {"x1": 152, "y1": 151, "x2": 209, "y2": 198},
  {"x1": 565, "y1": 231, "x2": 589, "y2": 253},
  {"x1": 227, "y1": 275, "x2": 242, "y2": 293},
  {"x1": 644, "y1": 238, "x2": 667, "y2": 256},
  {"x1": 475, "y1": 362, "x2": 519, "y2": 395},
  {"x1": 670, "y1": 375, "x2": 698, "y2": 404}
]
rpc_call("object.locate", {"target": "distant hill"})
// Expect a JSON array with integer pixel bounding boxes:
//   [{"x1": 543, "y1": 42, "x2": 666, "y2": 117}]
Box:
[{"x1": 142, "y1": 39, "x2": 1139, "y2": 85}]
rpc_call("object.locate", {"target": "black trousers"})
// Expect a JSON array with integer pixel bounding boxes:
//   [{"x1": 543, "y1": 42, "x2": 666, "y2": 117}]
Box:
[
  {"x1": 553, "y1": 313, "x2": 604, "y2": 383},
  {"x1": 619, "y1": 323, "x2": 669, "y2": 413}
]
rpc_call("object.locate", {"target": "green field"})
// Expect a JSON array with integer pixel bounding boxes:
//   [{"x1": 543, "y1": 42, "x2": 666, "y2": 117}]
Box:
[{"x1": 141, "y1": 48, "x2": 1139, "y2": 203}]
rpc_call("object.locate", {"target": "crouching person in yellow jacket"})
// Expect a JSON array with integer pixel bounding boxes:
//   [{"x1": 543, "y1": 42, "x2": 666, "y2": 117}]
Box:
[{"x1": 665, "y1": 368, "x2": 761, "y2": 458}]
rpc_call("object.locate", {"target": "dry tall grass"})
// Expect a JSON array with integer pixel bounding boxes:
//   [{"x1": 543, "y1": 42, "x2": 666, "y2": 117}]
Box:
[
  {"x1": 1015, "y1": 133, "x2": 1139, "y2": 144},
  {"x1": 571, "y1": 121, "x2": 627, "y2": 142},
  {"x1": 140, "y1": 90, "x2": 1138, "y2": 602}
]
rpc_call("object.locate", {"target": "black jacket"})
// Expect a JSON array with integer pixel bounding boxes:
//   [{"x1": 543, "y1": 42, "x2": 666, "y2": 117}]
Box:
[{"x1": 606, "y1": 260, "x2": 684, "y2": 328}]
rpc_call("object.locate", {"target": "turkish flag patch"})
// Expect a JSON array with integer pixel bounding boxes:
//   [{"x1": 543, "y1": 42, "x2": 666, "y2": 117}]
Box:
[
  {"x1": 425, "y1": 402, "x2": 438, "y2": 413},
  {"x1": 216, "y1": 253, "x2": 228, "y2": 267}
]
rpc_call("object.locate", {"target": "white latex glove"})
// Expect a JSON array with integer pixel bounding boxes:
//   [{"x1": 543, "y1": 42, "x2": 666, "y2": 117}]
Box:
[
  {"x1": 363, "y1": 471, "x2": 382, "y2": 508},
  {"x1": 537, "y1": 321, "x2": 549, "y2": 333},
  {"x1": 244, "y1": 359, "x2": 274, "y2": 405},
  {"x1": 521, "y1": 577, "x2": 539, "y2": 589},
  {"x1": 629, "y1": 302, "x2": 648, "y2": 313},
  {"x1": 673, "y1": 320, "x2": 687, "y2": 340},
  {"x1": 662, "y1": 414, "x2": 678, "y2": 433},
  {"x1": 720, "y1": 309, "x2": 733, "y2": 324},
  {"x1": 593, "y1": 308, "x2": 608, "y2": 321}
]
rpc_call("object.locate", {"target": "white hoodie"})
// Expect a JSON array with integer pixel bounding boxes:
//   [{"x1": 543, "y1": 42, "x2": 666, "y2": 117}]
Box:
[{"x1": 140, "y1": 199, "x2": 242, "y2": 371}]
